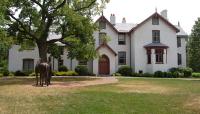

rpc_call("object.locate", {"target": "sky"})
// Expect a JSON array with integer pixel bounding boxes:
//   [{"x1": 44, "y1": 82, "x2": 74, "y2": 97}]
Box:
[{"x1": 95, "y1": 0, "x2": 200, "y2": 34}]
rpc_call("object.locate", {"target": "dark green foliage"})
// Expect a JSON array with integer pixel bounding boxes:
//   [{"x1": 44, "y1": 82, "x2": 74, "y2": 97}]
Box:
[
  {"x1": 14, "y1": 70, "x2": 26, "y2": 76},
  {"x1": 75, "y1": 65, "x2": 89, "y2": 76},
  {"x1": 3, "y1": 70, "x2": 9, "y2": 76},
  {"x1": 58, "y1": 65, "x2": 68, "y2": 72},
  {"x1": 178, "y1": 67, "x2": 193, "y2": 77},
  {"x1": 112, "y1": 73, "x2": 122, "y2": 76},
  {"x1": 55, "y1": 71, "x2": 78, "y2": 76},
  {"x1": 0, "y1": 0, "x2": 109, "y2": 62},
  {"x1": 143, "y1": 73, "x2": 154, "y2": 77},
  {"x1": 154, "y1": 71, "x2": 163, "y2": 77},
  {"x1": 192, "y1": 73, "x2": 200, "y2": 78},
  {"x1": 188, "y1": 18, "x2": 200, "y2": 72},
  {"x1": 117, "y1": 66, "x2": 132, "y2": 76},
  {"x1": 168, "y1": 67, "x2": 193, "y2": 78}
]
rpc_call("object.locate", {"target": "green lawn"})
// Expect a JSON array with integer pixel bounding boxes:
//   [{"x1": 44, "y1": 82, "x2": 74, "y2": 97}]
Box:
[{"x1": 0, "y1": 77, "x2": 200, "y2": 114}]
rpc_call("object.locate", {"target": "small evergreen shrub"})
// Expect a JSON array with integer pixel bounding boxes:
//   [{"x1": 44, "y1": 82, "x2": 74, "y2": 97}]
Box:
[
  {"x1": 58, "y1": 65, "x2": 68, "y2": 72},
  {"x1": 180, "y1": 67, "x2": 193, "y2": 77},
  {"x1": 55, "y1": 71, "x2": 78, "y2": 76},
  {"x1": 3, "y1": 70, "x2": 9, "y2": 76},
  {"x1": 192, "y1": 73, "x2": 200, "y2": 78},
  {"x1": 143, "y1": 73, "x2": 154, "y2": 77},
  {"x1": 14, "y1": 70, "x2": 26, "y2": 76},
  {"x1": 131, "y1": 72, "x2": 140, "y2": 77},
  {"x1": 75, "y1": 65, "x2": 88, "y2": 76},
  {"x1": 154, "y1": 71, "x2": 163, "y2": 77},
  {"x1": 112, "y1": 73, "x2": 122, "y2": 76},
  {"x1": 118, "y1": 66, "x2": 132, "y2": 76}
]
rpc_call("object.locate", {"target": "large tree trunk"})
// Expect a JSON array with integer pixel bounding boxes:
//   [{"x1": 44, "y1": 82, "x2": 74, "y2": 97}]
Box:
[{"x1": 37, "y1": 41, "x2": 48, "y2": 62}]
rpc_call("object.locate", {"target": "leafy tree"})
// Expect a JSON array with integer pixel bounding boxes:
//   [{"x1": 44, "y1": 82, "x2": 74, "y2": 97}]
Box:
[
  {"x1": 188, "y1": 18, "x2": 200, "y2": 72},
  {"x1": 0, "y1": 0, "x2": 109, "y2": 62},
  {"x1": 0, "y1": 29, "x2": 13, "y2": 68}
]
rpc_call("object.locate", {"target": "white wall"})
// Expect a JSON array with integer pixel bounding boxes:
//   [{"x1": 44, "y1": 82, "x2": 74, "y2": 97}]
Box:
[
  {"x1": 132, "y1": 18, "x2": 178, "y2": 73},
  {"x1": 177, "y1": 38, "x2": 187, "y2": 67},
  {"x1": 93, "y1": 22, "x2": 131, "y2": 73},
  {"x1": 8, "y1": 45, "x2": 40, "y2": 72}
]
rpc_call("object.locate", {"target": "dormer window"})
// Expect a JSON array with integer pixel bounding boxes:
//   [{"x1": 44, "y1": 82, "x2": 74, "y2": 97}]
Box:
[
  {"x1": 152, "y1": 16, "x2": 159, "y2": 25},
  {"x1": 152, "y1": 30, "x2": 160, "y2": 43},
  {"x1": 99, "y1": 20, "x2": 106, "y2": 29}
]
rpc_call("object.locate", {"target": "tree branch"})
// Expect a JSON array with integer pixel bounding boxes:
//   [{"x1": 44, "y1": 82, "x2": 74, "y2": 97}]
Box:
[
  {"x1": 54, "y1": 0, "x2": 66, "y2": 11},
  {"x1": 30, "y1": 0, "x2": 43, "y2": 8},
  {"x1": 74, "y1": 0, "x2": 96, "y2": 12},
  {"x1": 8, "y1": 12, "x2": 37, "y2": 39}
]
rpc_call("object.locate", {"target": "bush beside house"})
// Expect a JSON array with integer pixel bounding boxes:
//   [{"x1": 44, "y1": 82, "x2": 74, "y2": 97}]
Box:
[{"x1": 75, "y1": 65, "x2": 89, "y2": 76}]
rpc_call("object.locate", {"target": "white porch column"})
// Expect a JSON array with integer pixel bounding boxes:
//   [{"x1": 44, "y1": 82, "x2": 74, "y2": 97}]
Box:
[
  {"x1": 151, "y1": 49, "x2": 156, "y2": 64},
  {"x1": 163, "y1": 49, "x2": 167, "y2": 64}
]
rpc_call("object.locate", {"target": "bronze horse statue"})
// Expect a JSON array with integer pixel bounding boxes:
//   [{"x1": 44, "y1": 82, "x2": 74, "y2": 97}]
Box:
[{"x1": 35, "y1": 59, "x2": 52, "y2": 86}]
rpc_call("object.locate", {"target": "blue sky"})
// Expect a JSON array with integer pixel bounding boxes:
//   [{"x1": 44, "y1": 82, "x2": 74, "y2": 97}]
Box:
[{"x1": 95, "y1": 0, "x2": 200, "y2": 34}]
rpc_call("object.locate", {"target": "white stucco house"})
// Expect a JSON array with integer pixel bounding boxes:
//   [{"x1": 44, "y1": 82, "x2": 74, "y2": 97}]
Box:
[{"x1": 8, "y1": 10, "x2": 188, "y2": 75}]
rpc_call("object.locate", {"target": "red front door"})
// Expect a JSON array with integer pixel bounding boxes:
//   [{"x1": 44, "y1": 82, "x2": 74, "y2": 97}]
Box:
[{"x1": 99, "y1": 55, "x2": 110, "y2": 75}]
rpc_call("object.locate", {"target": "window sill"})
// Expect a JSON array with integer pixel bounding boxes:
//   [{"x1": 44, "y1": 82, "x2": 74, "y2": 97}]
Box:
[{"x1": 155, "y1": 62, "x2": 164, "y2": 64}]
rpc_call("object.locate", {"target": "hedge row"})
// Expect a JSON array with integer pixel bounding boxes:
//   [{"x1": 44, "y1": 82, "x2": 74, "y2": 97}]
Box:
[{"x1": 114, "y1": 66, "x2": 195, "y2": 78}]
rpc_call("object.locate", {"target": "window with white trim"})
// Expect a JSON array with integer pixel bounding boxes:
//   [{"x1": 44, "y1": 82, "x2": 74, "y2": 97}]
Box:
[
  {"x1": 152, "y1": 30, "x2": 160, "y2": 43},
  {"x1": 118, "y1": 52, "x2": 126, "y2": 65},
  {"x1": 23, "y1": 59, "x2": 34, "y2": 71},
  {"x1": 118, "y1": 33, "x2": 126, "y2": 45}
]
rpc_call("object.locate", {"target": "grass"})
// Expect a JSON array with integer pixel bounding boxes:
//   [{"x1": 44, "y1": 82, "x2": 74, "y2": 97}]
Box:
[{"x1": 0, "y1": 77, "x2": 200, "y2": 114}]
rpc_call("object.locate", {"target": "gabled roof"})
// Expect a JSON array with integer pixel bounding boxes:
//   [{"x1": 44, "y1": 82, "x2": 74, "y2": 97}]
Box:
[
  {"x1": 96, "y1": 43, "x2": 117, "y2": 56},
  {"x1": 95, "y1": 15, "x2": 118, "y2": 33},
  {"x1": 130, "y1": 12, "x2": 180, "y2": 33}
]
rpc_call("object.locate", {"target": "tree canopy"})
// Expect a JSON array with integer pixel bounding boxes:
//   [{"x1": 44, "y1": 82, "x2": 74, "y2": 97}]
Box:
[
  {"x1": 188, "y1": 18, "x2": 200, "y2": 72},
  {"x1": 0, "y1": 0, "x2": 109, "y2": 62}
]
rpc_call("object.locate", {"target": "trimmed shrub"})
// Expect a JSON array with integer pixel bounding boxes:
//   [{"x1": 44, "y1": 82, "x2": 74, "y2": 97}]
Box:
[
  {"x1": 112, "y1": 73, "x2": 122, "y2": 76},
  {"x1": 143, "y1": 73, "x2": 154, "y2": 77},
  {"x1": 154, "y1": 71, "x2": 163, "y2": 77},
  {"x1": 55, "y1": 71, "x2": 78, "y2": 76},
  {"x1": 192, "y1": 73, "x2": 200, "y2": 78},
  {"x1": 118, "y1": 66, "x2": 132, "y2": 76},
  {"x1": 179, "y1": 67, "x2": 193, "y2": 77},
  {"x1": 131, "y1": 72, "x2": 140, "y2": 77},
  {"x1": 14, "y1": 70, "x2": 26, "y2": 76},
  {"x1": 75, "y1": 65, "x2": 88, "y2": 76},
  {"x1": 0, "y1": 73, "x2": 2, "y2": 77},
  {"x1": 58, "y1": 65, "x2": 68, "y2": 72},
  {"x1": 168, "y1": 67, "x2": 178, "y2": 73},
  {"x1": 3, "y1": 70, "x2": 9, "y2": 76}
]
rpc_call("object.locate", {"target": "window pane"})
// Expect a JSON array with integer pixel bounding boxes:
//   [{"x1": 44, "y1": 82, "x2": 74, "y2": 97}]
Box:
[
  {"x1": 177, "y1": 37, "x2": 181, "y2": 47},
  {"x1": 152, "y1": 30, "x2": 160, "y2": 43},
  {"x1": 99, "y1": 21, "x2": 106, "y2": 29},
  {"x1": 178, "y1": 53, "x2": 182, "y2": 65},
  {"x1": 118, "y1": 52, "x2": 126, "y2": 65},
  {"x1": 23, "y1": 59, "x2": 34, "y2": 71},
  {"x1": 155, "y1": 49, "x2": 164, "y2": 63},
  {"x1": 118, "y1": 34, "x2": 126, "y2": 45},
  {"x1": 152, "y1": 17, "x2": 159, "y2": 25}
]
